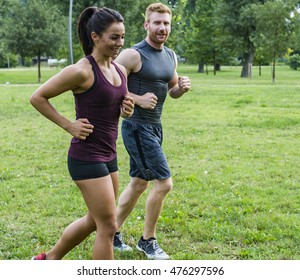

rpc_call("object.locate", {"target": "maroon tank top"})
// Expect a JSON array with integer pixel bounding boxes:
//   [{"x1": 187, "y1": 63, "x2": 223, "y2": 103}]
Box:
[{"x1": 68, "y1": 55, "x2": 127, "y2": 162}]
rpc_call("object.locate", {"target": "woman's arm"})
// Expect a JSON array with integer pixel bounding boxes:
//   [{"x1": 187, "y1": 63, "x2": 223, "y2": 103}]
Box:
[{"x1": 30, "y1": 63, "x2": 94, "y2": 140}]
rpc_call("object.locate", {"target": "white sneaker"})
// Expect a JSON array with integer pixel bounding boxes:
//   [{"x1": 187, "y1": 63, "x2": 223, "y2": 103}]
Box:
[
  {"x1": 136, "y1": 237, "x2": 169, "y2": 260},
  {"x1": 113, "y1": 232, "x2": 133, "y2": 251}
]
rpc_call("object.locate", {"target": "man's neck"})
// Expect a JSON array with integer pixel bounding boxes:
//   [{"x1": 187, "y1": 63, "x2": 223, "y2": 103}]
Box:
[{"x1": 145, "y1": 37, "x2": 164, "y2": 50}]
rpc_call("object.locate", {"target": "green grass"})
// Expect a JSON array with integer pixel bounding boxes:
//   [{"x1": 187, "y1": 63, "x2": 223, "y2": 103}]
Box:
[
  {"x1": 0, "y1": 67, "x2": 61, "y2": 84},
  {"x1": 0, "y1": 65, "x2": 299, "y2": 260}
]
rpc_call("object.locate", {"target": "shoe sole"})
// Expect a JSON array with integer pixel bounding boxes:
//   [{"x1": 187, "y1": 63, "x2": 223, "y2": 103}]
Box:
[{"x1": 136, "y1": 245, "x2": 169, "y2": 260}]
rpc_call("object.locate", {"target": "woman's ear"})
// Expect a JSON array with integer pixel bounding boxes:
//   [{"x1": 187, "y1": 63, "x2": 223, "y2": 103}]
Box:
[{"x1": 91, "y1": 32, "x2": 99, "y2": 44}]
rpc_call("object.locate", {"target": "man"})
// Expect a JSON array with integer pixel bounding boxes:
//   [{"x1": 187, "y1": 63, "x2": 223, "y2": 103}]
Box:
[{"x1": 114, "y1": 2, "x2": 191, "y2": 260}]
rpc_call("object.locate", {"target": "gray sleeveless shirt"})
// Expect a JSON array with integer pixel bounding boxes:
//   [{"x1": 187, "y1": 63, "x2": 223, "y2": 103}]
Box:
[{"x1": 127, "y1": 40, "x2": 176, "y2": 124}]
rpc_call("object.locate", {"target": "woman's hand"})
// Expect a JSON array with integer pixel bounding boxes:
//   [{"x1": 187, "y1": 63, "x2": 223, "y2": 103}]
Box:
[
  {"x1": 121, "y1": 95, "x2": 135, "y2": 118},
  {"x1": 67, "y1": 118, "x2": 94, "y2": 140}
]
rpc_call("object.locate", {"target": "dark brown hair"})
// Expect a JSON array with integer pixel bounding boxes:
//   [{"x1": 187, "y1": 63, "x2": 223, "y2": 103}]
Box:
[{"x1": 77, "y1": 7, "x2": 124, "y2": 55}]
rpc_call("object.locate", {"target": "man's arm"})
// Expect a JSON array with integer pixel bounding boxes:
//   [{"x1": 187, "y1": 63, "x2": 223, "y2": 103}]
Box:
[
  {"x1": 168, "y1": 74, "x2": 191, "y2": 99},
  {"x1": 168, "y1": 51, "x2": 191, "y2": 99},
  {"x1": 115, "y1": 48, "x2": 158, "y2": 109},
  {"x1": 115, "y1": 48, "x2": 140, "y2": 76}
]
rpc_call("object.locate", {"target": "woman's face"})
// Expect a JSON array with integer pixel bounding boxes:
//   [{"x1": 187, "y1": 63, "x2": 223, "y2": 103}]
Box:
[{"x1": 95, "y1": 22, "x2": 125, "y2": 59}]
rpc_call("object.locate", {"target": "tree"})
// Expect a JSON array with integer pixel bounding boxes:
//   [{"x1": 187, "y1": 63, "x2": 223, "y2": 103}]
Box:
[
  {"x1": 51, "y1": 0, "x2": 156, "y2": 62},
  {"x1": 290, "y1": 7, "x2": 300, "y2": 52},
  {"x1": 251, "y1": 0, "x2": 295, "y2": 82},
  {"x1": 28, "y1": 0, "x2": 186, "y2": 64},
  {"x1": 163, "y1": 0, "x2": 188, "y2": 55},
  {"x1": 219, "y1": 0, "x2": 267, "y2": 78},
  {"x1": 0, "y1": 0, "x2": 18, "y2": 67},
  {"x1": 2, "y1": 0, "x2": 66, "y2": 82},
  {"x1": 183, "y1": 0, "x2": 232, "y2": 74}
]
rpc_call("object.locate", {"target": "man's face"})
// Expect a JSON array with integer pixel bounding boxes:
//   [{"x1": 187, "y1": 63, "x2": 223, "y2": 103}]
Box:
[{"x1": 144, "y1": 12, "x2": 171, "y2": 45}]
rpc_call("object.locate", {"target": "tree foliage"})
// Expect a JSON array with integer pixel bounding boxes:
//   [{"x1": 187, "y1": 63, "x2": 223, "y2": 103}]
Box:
[
  {"x1": 287, "y1": 53, "x2": 300, "y2": 69},
  {"x1": 218, "y1": 0, "x2": 267, "y2": 77},
  {"x1": 251, "y1": 0, "x2": 295, "y2": 82},
  {"x1": 3, "y1": 0, "x2": 65, "y2": 58},
  {"x1": 290, "y1": 7, "x2": 300, "y2": 51},
  {"x1": 183, "y1": 0, "x2": 233, "y2": 74},
  {"x1": 1, "y1": 0, "x2": 300, "y2": 82},
  {"x1": 51, "y1": 0, "x2": 156, "y2": 62},
  {"x1": 1, "y1": 0, "x2": 66, "y2": 81},
  {"x1": 182, "y1": 0, "x2": 299, "y2": 78}
]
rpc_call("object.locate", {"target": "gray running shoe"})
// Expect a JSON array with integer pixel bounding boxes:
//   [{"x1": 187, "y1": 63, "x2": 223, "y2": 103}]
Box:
[
  {"x1": 136, "y1": 237, "x2": 169, "y2": 260},
  {"x1": 113, "y1": 232, "x2": 133, "y2": 251}
]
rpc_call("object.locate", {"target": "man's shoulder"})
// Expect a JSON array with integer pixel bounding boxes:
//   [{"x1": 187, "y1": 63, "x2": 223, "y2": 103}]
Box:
[
  {"x1": 133, "y1": 40, "x2": 174, "y2": 56},
  {"x1": 163, "y1": 45, "x2": 174, "y2": 54},
  {"x1": 117, "y1": 48, "x2": 140, "y2": 61},
  {"x1": 115, "y1": 48, "x2": 141, "y2": 73},
  {"x1": 131, "y1": 40, "x2": 147, "y2": 50}
]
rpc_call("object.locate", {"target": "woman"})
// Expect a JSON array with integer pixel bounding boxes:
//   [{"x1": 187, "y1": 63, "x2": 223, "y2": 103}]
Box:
[{"x1": 30, "y1": 6, "x2": 134, "y2": 260}]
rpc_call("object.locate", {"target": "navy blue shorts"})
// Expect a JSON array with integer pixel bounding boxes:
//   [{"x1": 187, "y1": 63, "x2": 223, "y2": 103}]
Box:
[
  {"x1": 67, "y1": 156, "x2": 118, "y2": 180},
  {"x1": 121, "y1": 120, "x2": 171, "y2": 181}
]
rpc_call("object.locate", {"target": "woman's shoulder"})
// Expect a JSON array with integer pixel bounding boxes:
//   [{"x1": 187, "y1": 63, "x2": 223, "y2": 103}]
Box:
[
  {"x1": 113, "y1": 61, "x2": 127, "y2": 77},
  {"x1": 63, "y1": 58, "x2": 91, "y2": 80},
  {"x1": 54, "y1": 57, "x2": 93, "y2": 91}
]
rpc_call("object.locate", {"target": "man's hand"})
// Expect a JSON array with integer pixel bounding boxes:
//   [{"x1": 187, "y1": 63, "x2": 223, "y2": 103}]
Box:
[
  {"x1": 178, "y1": 76, "x2": 191, "y2": 93},
  {"x1": 169, "y1": 75, "x2": 191, "y2": 99},
  {"x1": 135, "y1": 92, "x2": 158, "y2": 110}
]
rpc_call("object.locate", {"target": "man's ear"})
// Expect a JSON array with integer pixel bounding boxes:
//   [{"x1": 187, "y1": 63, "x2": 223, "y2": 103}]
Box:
[{"x1": 144, "y1": 21, "x2": 148, "y2": 31}]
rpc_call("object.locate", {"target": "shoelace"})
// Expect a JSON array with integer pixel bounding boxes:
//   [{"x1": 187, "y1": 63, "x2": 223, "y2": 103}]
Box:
[
  {"x1": 149, "y1": 239, "x2": 163, "y2": 253},
  {"x1": 115, "y1": 234, "x2": 124, "y2": 245}
]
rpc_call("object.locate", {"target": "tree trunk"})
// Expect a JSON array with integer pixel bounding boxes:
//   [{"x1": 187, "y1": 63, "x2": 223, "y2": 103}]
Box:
[
  {"x1": 214, "y1": 64, "x2": 221, "y2": 71},
  {"x1": 240, "y1": 51, "x2": 255, "y2": 78},
  {"x1": 197, "y1": 63, "x2": 204, "y2": 73},
  {"x1": 37, "y1": 49, "x2": 41, "y2": 83},
  {"x1": 272, "y1": 51, "x2": 276, "y2": 83},
  {"x1": 213, "y1": 64, "x2": 221, "y2": 76},
  {"x1": 259, "y1": 63, "x2": 262, "y2": 76},
  {"x1": 20, "y1": 56, "x2": 25, "y2": 66}
]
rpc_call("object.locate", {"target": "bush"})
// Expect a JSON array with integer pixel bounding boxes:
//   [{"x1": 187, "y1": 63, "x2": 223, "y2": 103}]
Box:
[
  {"x1": 287, "y1": 54, "x2": 300, "y2": 70},
  {"x1": 0, "y1": 53, "x2": 18, "y2": 68}
]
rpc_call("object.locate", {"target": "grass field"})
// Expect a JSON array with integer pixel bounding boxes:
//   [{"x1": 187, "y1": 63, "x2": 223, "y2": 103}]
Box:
[{"x1": 0, "y1": 64, "x2": 299, "y2": 260}]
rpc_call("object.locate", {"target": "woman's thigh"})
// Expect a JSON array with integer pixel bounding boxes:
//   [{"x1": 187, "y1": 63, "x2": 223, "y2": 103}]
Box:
[{"x1": 75, "y1": 176, "x2": 117, "y2": 227}]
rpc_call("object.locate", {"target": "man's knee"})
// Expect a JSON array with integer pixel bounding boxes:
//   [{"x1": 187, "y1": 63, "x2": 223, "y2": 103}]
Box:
[
  {"x1": 130, "y1": 177, "x2": 149, "y2": 193},
  {"x1": 155, "y1": 179, "x2": 173, "y2": 196},
  {"x1": 162, "y1": 181, "x2": 173, "y2": 194}
]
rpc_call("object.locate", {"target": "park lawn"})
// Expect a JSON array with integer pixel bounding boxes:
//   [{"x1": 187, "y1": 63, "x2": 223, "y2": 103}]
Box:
[
  {"x1": 0, "y1": 65, "x2": 299, "y2": 260},
  {"x1": 0, "y1": 67, "x2": 61, "y2": 85}
]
